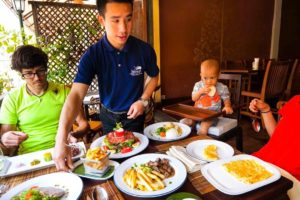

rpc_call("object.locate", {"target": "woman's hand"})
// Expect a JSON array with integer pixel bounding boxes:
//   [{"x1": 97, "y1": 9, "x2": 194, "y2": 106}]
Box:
[
  {"x1": 249, "y1": 99, "x2": 270, "y2": 113},
  {"x1": 0, "y1": 131, "x2": 27, "y2": 147}
]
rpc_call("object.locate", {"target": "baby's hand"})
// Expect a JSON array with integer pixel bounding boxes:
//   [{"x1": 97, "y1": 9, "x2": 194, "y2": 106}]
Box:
[
  {"x1": 199, "y1": 86, "x2": 210, "y2": 94},
  {"x1": 222, "y1": 106, "x2": 233, "y2": 114}
]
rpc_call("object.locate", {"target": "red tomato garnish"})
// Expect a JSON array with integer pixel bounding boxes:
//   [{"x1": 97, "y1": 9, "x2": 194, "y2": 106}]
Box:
[
  {"x1": 25, "y1": 191, "x2": 33, "y2": 200},
  {"x1": 115, "y1": 130, "x2": 125, "y2": 137},
  {"x1": 121, "y1": 147, "x2": 132, "y2": 153},
  {"x1": 102, "y1": 145, "x2": 109, "y2": 151}
]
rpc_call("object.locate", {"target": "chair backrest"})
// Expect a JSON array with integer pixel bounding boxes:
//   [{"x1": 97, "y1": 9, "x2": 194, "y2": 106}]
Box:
[
  {"x1": 261, "y1": 60, "x2": 292, "y2": 101},
  {"x1": 144, "y1": 85, "x2": 161, "y2": 126},
  {"x1": 284, "y1": 59, "x2": 300, "y2": 99},
  {"x1": 219, "y1": 73, "x2": 242, "y2": 122}
]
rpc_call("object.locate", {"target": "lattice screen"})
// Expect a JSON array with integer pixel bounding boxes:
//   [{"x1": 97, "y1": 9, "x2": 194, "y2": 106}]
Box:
[{"x1": 30, "y1": 1, "x2": 104, "y2": 90}]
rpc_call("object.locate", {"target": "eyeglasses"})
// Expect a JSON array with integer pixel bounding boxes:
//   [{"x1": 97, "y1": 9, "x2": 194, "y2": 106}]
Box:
[{"x1": 21, "y1": 70, "x2": 47, "y2": 79}]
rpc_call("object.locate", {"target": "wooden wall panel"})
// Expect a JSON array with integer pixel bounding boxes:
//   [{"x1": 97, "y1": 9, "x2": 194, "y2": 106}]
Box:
[
  {"x1": 278, "y1": 0, "x2": 300, "y2": 59},
  {"x1": 222, "y1": 0, "x2": 274, "y2": 60},
  {"x1": 159, "y1": 0, "x2": 222, "y2": 99},
  {"x1": 132, "y1": 0, "x2": 148, "y2": 42},
  {"x1": 159, "y1": 0, "x2": 274, "y2": 100}
]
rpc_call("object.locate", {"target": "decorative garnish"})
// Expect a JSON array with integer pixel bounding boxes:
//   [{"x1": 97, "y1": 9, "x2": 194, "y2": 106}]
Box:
[
  {"x1": 113, "y1": 122, "x2": 125, "y2": 137},
  {"x1": 30, "y1": 159, "x2": 41, "y2": 166},
  {"x1": 113, "y1": 122, "x2": 123, "y2": 131},
  {"x1": 43, "y1": 152, "x2": 52, "y2": 162}
]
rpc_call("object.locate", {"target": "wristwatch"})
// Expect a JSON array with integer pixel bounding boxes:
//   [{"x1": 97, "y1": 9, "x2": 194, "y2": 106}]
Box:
[{"x1": 138, "y1": 97, "x2": 149, "y2": 107}]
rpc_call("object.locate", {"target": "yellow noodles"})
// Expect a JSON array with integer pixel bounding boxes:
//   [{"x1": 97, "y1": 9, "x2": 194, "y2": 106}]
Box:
[{"x1": 223, "y1": 159, "x2": 273, "y2": 184}]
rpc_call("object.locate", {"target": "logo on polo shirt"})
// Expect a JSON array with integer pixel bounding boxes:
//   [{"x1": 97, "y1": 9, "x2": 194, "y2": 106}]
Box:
[{"x1": 130, "y1": 66, "x2": 143, "y2": 76}]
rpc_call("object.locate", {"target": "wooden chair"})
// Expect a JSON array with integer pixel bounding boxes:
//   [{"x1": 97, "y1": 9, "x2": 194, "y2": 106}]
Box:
[
  {"x1": 72, "y1": 120, "x2": 103, "y2": 144},
  {"x1": 241, "y1": 60, "x2": 292, "y2": 119},
  {"x1": 208, "y1": 73, "x2": 243, "y2": 151},
  {"x1": 144, "y1": 85, "x2": 161, "y2": 127},
  {"x1": 178, "y1": 73, "x2": 243, "y2": 151},
  {"x1": 283, "y1": 59, "x2": 300, "y2": 100}
]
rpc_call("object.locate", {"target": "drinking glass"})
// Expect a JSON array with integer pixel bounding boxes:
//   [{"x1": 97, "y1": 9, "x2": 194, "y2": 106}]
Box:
[
  {"x1": 0, "y1": 147, "x2": 8, "y2": 195},
  {"x1": 0, "y1": 147, "x2": 4, "y2": 172}
]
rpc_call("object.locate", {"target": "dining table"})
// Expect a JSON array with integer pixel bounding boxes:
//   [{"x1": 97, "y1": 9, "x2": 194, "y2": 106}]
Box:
[{"x1": 2, "y1": 132, "x2": 293, "y2": 200}]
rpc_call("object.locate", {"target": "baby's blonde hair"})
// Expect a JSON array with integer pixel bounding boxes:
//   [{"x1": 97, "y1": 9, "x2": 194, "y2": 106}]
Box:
[{"x1": 200, "y1": 59, "x2": 220, "y2": 74}]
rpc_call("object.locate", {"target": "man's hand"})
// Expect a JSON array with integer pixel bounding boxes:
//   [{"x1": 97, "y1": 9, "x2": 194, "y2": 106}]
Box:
[
  {"x1": 53, "y1": 142, "x2": 73, "y2": 172},
  {"x1": 1, "y1": 131, "x2": 27, "y2": 147},
  {"x1": 127, "y1": 100, "x2": 144, "y2": 119}
]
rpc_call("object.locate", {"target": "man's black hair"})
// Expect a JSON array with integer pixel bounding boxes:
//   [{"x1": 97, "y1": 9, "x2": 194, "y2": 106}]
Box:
[
  {"x1": 11, "y1": 45, "x2": 48, "y2": 72},
  {"x1": 96, "y1": 0, "x2": 134, "y2": 16}
]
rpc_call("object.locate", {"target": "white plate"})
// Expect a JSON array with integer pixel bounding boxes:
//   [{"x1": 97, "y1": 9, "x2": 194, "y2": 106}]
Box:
[
  {"x1": 144, "y1": 122, "x2": 191, "y2": 142},
  {"x1": 1, "y1": 142, "x2": 85, "y2": 178},
  {"x1": 113, "y1": 153, "x2": 187, "y2": 198},
  {"x1": 1, "y1": 172, "x2": 83, "y2": 199},
  {"x1": 186, "y1": 140, "x2": 234, "y2": 162},
  {"x1": 90, "y1": 132, "x2": 149, "y2": 159},
  {"x1": 201, "y1": 154, "x2": 281, "y2": 195},
  {"x1": 72, "y1": 159, "x2": 119, "y2": 180}
]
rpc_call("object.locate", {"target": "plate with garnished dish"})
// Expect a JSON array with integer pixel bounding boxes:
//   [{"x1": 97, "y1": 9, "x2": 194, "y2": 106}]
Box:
[
  {"x1": 2, "y1": 172, "x2": 83, "y2": 199},
  {"x1": 1, "y1": 142, "x2": 85, "y2": 178},
  {"x1": 91, "y1": 132, "x2": 149, "y2": 159},
  {"x1": 144, "y1": 122, "x2": 191, "y2": 142}
]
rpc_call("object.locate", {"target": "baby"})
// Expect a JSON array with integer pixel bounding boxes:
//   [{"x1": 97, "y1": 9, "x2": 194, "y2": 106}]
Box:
[{"x1": 182, "y1": 59, "x2": 233, "y2": 135}]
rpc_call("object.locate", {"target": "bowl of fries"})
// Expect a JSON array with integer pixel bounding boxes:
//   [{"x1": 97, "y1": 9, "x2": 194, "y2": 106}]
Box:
[{"x1": 82, "y1": 147, "x2": 109, "y2": 174}]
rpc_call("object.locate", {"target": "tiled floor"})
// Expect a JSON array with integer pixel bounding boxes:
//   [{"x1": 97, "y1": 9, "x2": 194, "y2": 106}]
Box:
[{"x1": 154, "y1": 109, "x2": 270, "y2": 154}]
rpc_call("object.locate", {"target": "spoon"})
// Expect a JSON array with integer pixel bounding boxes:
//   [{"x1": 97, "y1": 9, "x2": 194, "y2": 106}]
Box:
[
  {"x1": 92, "y1": 186, "x2": 108, "y2": 200},
  {"x1": 251, "y1": 118, "x2": 261, "y2": 133}
]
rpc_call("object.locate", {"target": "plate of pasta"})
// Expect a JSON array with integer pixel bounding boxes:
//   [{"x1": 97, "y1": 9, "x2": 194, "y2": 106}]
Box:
[
  {"x1": 201, "y1": 154, "x2": 281, "y2": 195},
  {"x1": 113, "y1": 153, "x2": 187, "y2": 198}
]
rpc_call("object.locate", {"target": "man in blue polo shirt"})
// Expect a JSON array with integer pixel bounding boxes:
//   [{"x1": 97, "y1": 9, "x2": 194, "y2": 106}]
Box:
[{"x1": 54, "y1": 0, "x2": 159, "y2": 171}]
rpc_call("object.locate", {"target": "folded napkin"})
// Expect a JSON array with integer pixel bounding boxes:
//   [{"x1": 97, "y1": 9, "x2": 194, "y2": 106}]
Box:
[{"x1": 166, "y1": 146, "x2": 206, "y2": 173}]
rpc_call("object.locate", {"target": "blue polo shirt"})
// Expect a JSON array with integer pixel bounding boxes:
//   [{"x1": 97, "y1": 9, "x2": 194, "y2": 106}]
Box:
[{"x1": 74, "y1": 35, "x2": 159, "y2": 112}]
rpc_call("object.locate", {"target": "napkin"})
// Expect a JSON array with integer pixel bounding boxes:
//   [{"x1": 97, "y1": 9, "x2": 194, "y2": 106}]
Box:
[{"x1": 166, "y1": 146, "x2": 206, "y2": 173}]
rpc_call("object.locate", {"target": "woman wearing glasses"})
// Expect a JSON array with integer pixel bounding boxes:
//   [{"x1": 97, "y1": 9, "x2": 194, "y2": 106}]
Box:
[{"x1": 0, "y1": 45, "x2": 88, "y2": 155}]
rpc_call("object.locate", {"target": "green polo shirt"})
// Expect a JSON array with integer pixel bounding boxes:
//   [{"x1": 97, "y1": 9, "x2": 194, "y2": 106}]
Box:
[{"x1": 0, "y1": 82, "x2": 70, "y2": 154}]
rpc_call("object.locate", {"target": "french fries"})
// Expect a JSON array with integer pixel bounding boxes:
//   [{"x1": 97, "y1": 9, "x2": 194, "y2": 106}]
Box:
[{"x1": 123, "y1": 167, "x2": 166, "y2": 191}]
